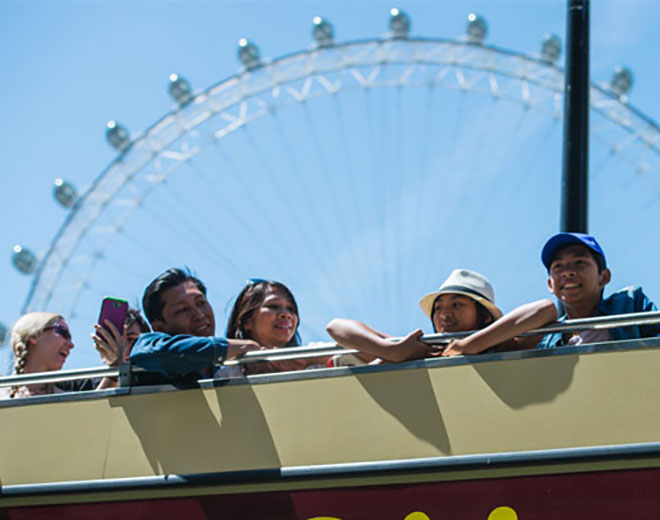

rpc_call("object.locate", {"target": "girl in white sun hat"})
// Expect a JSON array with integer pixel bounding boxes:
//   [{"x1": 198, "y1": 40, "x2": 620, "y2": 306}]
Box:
[{"x1": 326, "y1": 269, "x2": 502, "y2": 363}]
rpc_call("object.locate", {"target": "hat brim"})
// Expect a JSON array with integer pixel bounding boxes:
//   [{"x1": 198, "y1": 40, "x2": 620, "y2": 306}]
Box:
[{"x1": 419, "y1": 289, "x2": 503, "y2": 322}]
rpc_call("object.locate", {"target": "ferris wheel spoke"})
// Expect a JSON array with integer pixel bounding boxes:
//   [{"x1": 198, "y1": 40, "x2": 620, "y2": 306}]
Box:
[
  {"x1": 330, "y1": 93, "x2": 380, "y2": 322},
  {"x1": 238, "y1": 124, "x2": 353, "y2": 314},
  {"x1": 362, "y1": 88, "x2": 394, "y2": 325},
  {"x1": 184, "y1": 157, "x2": 300, "y2": 278},
  {"x1": 139, "y1": 188, "x2": 248, "y2": 280},
  {"x1": 296, "y1": 100, "x2": 374, "y2": 313},
  {"x1": 264, "y1": 107, "x2": 369, "y2": 318}
]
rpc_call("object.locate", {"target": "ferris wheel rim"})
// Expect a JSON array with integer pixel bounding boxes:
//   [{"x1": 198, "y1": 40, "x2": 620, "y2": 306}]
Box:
[{"x1": 21, "y1": 34, "x2": 660, "y2": 315}]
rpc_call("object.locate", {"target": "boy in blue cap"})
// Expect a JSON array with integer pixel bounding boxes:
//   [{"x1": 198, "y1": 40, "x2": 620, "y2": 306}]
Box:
[{"x1": 442, "y1": 232, "x2": 660, "y2": 356}]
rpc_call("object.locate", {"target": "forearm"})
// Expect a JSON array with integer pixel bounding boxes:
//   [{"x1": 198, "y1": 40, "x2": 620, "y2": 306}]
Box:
[
  {"x1": 326, "y1": 319, "x2": 392, "y2": 358},
  {"x1": 129, "y1": 333, "x2": 228, "y2": 375},
  {"x1": 459, "y1": 299, "x2": 558, "y2": 354}
]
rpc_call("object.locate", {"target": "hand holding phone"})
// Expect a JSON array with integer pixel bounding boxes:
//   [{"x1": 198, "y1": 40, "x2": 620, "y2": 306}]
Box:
[{"x1": 94, "y1": 297, "x2": 129, "y2": 367}]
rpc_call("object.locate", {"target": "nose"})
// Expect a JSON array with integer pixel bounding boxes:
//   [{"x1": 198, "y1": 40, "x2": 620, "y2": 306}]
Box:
[
  {"x1": 435, "y1": 307, "x2": 453, "y2": 319},
  {"x1": 277, "y1": 307, "x2": 292, "y2": 318}
]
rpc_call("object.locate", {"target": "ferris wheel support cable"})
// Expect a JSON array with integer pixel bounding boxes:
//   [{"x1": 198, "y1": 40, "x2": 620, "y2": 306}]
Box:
[
  {"x1": 206, "y1": 140, "x2": 313, "y2": 286},
  {"x1": 455, "y1": 92, "x2": 500, "y2": 268},
  {"x1": 239, "y1": 123, "x2": 352, "y2": 312},
  {"x1": 420, "y1": 88, "x2": 467, "y2": 283},
  {"x1": 140, "y1": 185, "x2": 248, "y2": 279},
  {"x1": 330, "y1": 94, "x2": 378, "y2": 320},
  {"x1": 409, "y1": 83, "x2": 437, "y2": 301},
  {"x1": 116, "y1": 226, "x2": 176, "y2": 269},
  {"x1": 392, "y1": 86, "x2": 405, "y2": 333},
  {"x1": 264, "y1": 108, "x2": 365, "y2": 317},
  {"x1": 299, "y1": 102, "x2": 355, "y2": 246},
  {"x1": 363, "y1": 88, "x2": 394, "y2": 322},
  {"x1": 183, "y1": 158, "x2": 297, "y2": 280}
]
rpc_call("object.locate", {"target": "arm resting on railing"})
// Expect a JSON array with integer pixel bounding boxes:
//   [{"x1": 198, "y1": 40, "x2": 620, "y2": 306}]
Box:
[{"x1": 442, "y1": 299, "x2": 558, "y2": 357}]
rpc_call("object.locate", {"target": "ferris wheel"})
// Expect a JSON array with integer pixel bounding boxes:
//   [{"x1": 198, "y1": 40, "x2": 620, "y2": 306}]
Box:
[{"x1": 8, "y1": 9, "x2": 660, "y2": 371}]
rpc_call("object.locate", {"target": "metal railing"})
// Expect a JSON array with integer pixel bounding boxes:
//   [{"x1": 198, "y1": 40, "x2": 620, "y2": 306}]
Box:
[{"x1": 2, "y1": 311, "x2": 660, "y2": 389}]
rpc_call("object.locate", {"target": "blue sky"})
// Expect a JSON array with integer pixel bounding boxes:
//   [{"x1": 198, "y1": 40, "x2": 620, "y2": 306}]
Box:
[{"x1": 2, "y1": 0, "x2": 660, "y2": 371}]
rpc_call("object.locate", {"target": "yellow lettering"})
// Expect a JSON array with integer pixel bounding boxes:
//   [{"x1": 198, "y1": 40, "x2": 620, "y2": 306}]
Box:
[
  {"x1": 404, "y1": 513, "x2": 431, "y2": 520},
  {"x1": 488, "y1": 506, "x2": 518, "y2": 520}
]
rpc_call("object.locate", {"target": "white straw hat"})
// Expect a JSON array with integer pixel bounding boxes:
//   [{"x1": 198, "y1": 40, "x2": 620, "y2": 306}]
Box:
[{"x1": 419, "y1": 269, "x2": 502, "y2": 321}]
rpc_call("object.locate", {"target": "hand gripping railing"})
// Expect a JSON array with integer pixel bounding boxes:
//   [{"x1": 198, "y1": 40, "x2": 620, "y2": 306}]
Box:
[{"x1": 2, "y1": 311, "x2": 660, "y2": 388}]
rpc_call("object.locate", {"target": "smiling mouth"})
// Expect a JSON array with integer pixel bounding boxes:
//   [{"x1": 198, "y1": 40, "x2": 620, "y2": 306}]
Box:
[{"x1": 274, "y1": 323, "x2": 292, "y2": 331}]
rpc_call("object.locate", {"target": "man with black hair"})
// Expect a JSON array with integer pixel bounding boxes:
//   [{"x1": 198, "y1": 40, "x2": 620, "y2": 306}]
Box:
[
  {"x1": 130, "y1": 268, "x2": 260, "y2": 383},
  {"x1": 441, "y1": 232, "x2": 660, "y2": 356}
]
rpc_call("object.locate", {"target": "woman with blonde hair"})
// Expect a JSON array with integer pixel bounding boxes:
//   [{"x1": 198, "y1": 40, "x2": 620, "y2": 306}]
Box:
[{"x1": 5, "y1": 312, "x2": 74, "y2": 398}]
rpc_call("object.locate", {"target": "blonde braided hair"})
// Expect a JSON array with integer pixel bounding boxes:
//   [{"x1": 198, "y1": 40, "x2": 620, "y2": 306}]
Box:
[{"x1": 9, "y1": 312, "x2": 62, "y2": 398}]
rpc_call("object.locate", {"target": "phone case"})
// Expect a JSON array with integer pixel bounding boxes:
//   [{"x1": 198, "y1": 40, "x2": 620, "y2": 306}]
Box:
[{"x1": 98, "y1": 297, "x2": 128, "y2": 336}]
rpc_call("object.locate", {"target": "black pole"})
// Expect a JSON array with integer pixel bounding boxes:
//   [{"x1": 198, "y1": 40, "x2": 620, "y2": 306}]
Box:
[{"x1": 560, "y1": 0, "x2": 590, "y2": 233}]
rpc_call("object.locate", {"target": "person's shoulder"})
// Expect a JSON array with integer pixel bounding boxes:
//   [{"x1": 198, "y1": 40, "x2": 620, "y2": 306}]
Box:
[
  {"x1": 601, "y1": 286, "x2": 656, "y2": 313},
  {"x1": 607, "y1": 285, "x2": 643, "y2": 296},
  {"x1": 133, "y1": 331, "x2": 171, "y2": 346}
]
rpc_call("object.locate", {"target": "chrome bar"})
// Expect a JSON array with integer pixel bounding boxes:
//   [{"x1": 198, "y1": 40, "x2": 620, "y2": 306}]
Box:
[
  {"x1": 420, "y1": 310, "x2": 660, "y2": 345},
  {"x1": 0, "y1": 364, "x2": 137, "y2": 388},
  {"x1": 235, "y1": 311, "x2": 660, "y2": 359},
  {"x1": 4, "y1": 312, "x2": 660, "y2": 385}
]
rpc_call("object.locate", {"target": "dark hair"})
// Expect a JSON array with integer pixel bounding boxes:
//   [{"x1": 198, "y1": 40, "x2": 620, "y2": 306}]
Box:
[
  {"x1": 124, "y1": 307, "x2": 150, "y2": 333},
  {"x1": 474, "y1": 301, "x2": 494, "y2": 329},
  {"x1": 548, "y1": 244, "x2": 606, "y2": 274},
  {"x1": 226, "y1": 280, "x2": 301, "y2": 347},
  {"x1": 430, "y1": 296, "x2": 494, "y2": 332},
  {"x1": 142, "y1": 268, "x2": 207, "y2": 324}
]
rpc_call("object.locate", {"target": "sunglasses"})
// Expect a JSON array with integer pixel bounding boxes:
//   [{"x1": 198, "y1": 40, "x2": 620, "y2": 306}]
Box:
[
  {"x1": 44, "y1": 324, "x2": 72, "y2": 341},
  {"x1": 246, "y1": 278, "x2": 268, "y2": 285}
]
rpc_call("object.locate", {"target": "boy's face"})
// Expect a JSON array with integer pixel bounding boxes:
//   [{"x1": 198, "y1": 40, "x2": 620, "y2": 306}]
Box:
[{"x1": 547, "y1": 244, "x2": 610, "y2": 307}]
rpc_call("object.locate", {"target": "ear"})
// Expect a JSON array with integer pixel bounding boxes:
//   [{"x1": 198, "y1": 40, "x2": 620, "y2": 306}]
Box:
[
  {"x1": 151, "y1": 319, "x2": 167, "y2": 333},
  {"x1": 600, "y1": 268, "x2": 612, "y2": 288},
  {"x1": 547, "y1": 276, "x2": 556, "y2": 295}
]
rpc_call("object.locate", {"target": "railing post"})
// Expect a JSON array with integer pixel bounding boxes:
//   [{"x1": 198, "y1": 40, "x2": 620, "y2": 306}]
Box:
[{"x1": 118, "y1": 363, "x2": 133, "y2": 388}]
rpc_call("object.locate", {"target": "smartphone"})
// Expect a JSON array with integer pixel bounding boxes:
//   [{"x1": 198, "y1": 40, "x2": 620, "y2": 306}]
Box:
[{"x1": 98, "y1": 297, "x2": 128, "y2": 336}]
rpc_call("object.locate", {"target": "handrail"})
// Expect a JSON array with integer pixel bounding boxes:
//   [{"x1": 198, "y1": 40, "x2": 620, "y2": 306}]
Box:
[
  {"x1": 3, "y1": 311, "x2": 660, "y2": 388},
  {"x1": 0, "y1": 364, "x2": 137, "y2": 389},
  {"x1": 235, "y1": 310, "x2": 660, "y2": 361}
]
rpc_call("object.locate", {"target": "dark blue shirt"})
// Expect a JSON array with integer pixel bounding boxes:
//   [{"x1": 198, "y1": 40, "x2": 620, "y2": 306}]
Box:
[
  {"x1": 129, "y1": 332, "x2": 228, "y2": 382},
  {"x1": 537, "y1": 286, "x2": 660, "y2": 349}
]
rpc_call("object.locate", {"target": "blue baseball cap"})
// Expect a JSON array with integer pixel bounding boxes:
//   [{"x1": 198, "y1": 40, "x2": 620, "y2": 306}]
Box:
[{"x1": 541, "y1": 232, "x2": 606, "y2": 269}]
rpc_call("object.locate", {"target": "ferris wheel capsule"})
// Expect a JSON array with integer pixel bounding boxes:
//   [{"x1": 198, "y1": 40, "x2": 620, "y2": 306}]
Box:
[
  {"x1": 389, "y1": 8, "x2": 410, "y2": 39},
  {"x1": 106, "y1": 120, "x2": 131, "y2": 151},
  {"x1": 238, "y1": 38, "x2": 261, "y2": 70},
  {"x1": 541, "y1": 34, "x2": 562, "y2": 63},
  {"x1": 466, "y1": 13, "x2": 487, "y2": 44},
  {"x1": 53, "y1": 178, "x2": 77, "y2": 208},
  {"x1": 168, "y1": 73, "x2": 193, "y2": 106},
  {"x1": 312, "y1": 16, "x2": 334, "y2": 47},
  {"x1": 12, "y1": 244, "x2": 37, "y2": 275},
  {"x1": 0, "y1": 322, "x2": 7, "y2": 346},
  {"x1": 610, "y1": 66, "x2": 633, "y2": 96}
]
